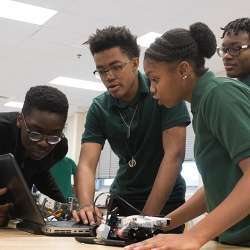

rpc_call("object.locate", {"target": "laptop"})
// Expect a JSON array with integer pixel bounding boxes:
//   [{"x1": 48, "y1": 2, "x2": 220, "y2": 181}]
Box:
[{"x1": 0, "y1": 153, "x2": 96, "y2": 236}]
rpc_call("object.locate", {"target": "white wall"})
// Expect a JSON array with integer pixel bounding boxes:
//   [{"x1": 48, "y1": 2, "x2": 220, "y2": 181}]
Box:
[{"x1": 64, "y1": 112, "x2": 86, "y2": 163}]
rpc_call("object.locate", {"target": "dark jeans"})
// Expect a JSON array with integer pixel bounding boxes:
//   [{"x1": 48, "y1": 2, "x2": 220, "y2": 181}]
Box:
[{"x1": 108, "y1": 194, "x2": 185, "y2": 233}]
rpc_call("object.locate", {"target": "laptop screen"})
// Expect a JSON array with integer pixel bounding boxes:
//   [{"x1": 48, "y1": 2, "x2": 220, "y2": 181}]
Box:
[{"x1": 0, "y1": 153, "x2": 45, "y2": 226}]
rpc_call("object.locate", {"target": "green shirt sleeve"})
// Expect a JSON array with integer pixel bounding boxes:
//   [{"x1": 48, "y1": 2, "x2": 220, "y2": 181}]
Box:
[
  {"x1": 202, "y1": 82, "x2": 250, "y2": 164},
  {"x1": 160, "y1": 101, "x2": 190, "y2": 131},
  {"x1": 81, "y1": 101, "x2": 106, "y2": 145},
  {"x1": 66, "y1": 157, "x2": 77, "y2": 175}
]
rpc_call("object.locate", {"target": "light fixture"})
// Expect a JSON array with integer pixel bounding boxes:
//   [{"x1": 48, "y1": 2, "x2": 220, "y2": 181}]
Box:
[
  {"x1": 50, "y1": 77, "x2": 106, "y2": 92},
  {"x1": 0, "y1": 0, "x2": 57, "y2": 25},
  {"x1": 4, "y1": 101, "x2": 23, "y2": 109},
  {"x1": 137, "y1": 32, "x2": 161, "y2": 48}
]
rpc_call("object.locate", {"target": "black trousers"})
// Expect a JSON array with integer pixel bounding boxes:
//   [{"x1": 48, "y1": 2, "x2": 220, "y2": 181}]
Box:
[{"x1": 108, "y1": 194, "x2": 185, "y2": 233}]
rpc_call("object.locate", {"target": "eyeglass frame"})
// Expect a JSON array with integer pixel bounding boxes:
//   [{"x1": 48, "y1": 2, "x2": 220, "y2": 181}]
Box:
[
  {"x1": 217, "y1": 44, "x2": 250, "y2": 57},
  {"x1": 21, "y1": 113, "x2": 64, "y2": 145},
  {"x1": 93, "y1": 61, "x2": 130, "y2": 79}
]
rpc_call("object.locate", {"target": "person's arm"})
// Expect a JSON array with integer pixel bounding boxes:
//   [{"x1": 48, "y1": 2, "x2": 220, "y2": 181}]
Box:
[
  {"x1": 166, "y1": 186, "x2": 207, "y2": 230},
  {"x1": 185, "y1": 157, "x2": 250, "y2": 246},
  {"x1": 73, "y1": 142, "x2": 102, "y2": 225},
  {"x1": 125, "y1": 157, "x2": 250, "y2": 250},
  {"x1": 142, "y1": 126, "x2": 186, "y2": 215}
]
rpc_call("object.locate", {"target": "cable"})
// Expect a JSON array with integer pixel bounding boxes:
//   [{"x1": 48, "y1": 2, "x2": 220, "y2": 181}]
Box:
[
  {"x1": 93, "y1": 192, "x2": 144, "y2": 223},
  {"x1": 93, "y1": 192, "x2": 110, "y2": 221},
  {"x1": 109, "y1": 193, "x2": 142, "y2": 214},
  {"x1": 92, "y1": 192, "x2": 168, "y2": 225}
]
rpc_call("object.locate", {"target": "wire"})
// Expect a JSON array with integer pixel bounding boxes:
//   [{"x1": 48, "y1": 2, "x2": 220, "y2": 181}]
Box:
[
  {"x1": 108, "y1": 194, "x2": 166, "y2": 217},
  {"x1": 93, "y1": 192, "x2": 145, "y2": 224},
  {"x1": 91, "y1": 191, "x2": 172, "y2": 227},
  {"x1": 93, "y1": 192, "x2": 110, "y2": 220},
  {"x1": 110, "y1": 193, "x2": 142, "y2": 214}
]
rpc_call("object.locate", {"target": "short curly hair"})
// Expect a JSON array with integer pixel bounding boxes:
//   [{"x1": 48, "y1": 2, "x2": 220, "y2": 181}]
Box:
[
  {"x1": 22, "y1": 85, "x2": 68, "y2": 122},
  {"x1": 221, "y1": 18, "x2": 250, "y2": 38},
  {"x1": 145, "y1": 22, "x2": 217, "y2": 76},
  {"x1": 87, "y1": 26, "x2": 140, "y2": 58}
]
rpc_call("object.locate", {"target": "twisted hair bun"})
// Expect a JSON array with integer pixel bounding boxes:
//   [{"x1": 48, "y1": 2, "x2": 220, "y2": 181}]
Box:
[{"x1": 189, "y1": 22, "x2": 217, "y2": 59}]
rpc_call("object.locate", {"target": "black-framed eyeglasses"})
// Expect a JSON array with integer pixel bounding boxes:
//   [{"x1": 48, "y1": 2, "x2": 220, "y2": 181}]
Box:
[
  {"x1": 217, "y1": 45, "x2": 250, "y2": 57},
  {"x1": 93, "y1": 61, "x2": 130, "y2": 79},
  {"x1": 21, "y1": 113, "x2": 64, "y2": 145}
]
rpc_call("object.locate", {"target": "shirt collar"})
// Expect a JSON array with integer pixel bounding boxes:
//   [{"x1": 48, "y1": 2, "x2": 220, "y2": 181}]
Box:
[
  {"x1": 109, "y1": 71, "x2": 149, "y2": 109},
  {"x1": 239, "y1": 74, "x2": 250, "y2": 87},
  {"x1": 191, "y1": 71, "x2": 216, "y2": 113}
]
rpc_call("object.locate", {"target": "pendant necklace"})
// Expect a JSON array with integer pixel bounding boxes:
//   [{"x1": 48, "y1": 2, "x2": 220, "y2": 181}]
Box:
[{"x1": 118, "y1": 104, "x2": 139, "y2": 168}]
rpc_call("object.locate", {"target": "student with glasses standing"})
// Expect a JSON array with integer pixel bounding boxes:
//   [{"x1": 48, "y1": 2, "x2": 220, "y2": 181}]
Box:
[
  {"x1": 217, "y1": 17, "x2": 250, "y2": 87},
  {"x1": 74, "y1": 26, "x2": 190, "y2": 232},
  {"x1": 0, "y1": 85, "x2": 69, "y2": 226}
]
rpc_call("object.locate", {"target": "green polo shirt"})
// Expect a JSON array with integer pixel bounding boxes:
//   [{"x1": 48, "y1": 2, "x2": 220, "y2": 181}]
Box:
[
  {"x1": 50, "y1": 157, "x2": 77, "y2": 199},
  {"x1": 191, "y1": 71, "x2": 250, "y2": 246},
  {"x1": 82, "y1": 71, "x2": 190, "y2": 204},
  {"x1": 240, "y1": 74, "x2": 250, "y2": 87}
]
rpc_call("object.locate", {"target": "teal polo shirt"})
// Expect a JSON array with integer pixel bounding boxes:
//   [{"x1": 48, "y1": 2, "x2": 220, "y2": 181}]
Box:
[
  {"x1": 240, "y1": 74, "x2": 250, "y2": 87},
  {"x1": 192, "y1": 71, "x2": 250, "y2": 246},
  {"x1": 82, "y1": 71, "x2": 190, "y2": 203},
  {"x1": 50, "y1": 157, "x2": 77, "y2": 199}
]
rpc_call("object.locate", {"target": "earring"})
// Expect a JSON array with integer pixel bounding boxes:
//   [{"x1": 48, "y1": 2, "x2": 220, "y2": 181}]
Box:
[{"x1": 182, "y1": 75, "x2": 188, "y2": 80}]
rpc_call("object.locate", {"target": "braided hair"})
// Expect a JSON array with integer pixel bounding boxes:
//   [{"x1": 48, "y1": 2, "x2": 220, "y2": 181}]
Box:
[
  {"x1": 221, "y1": 18, "x2": 250, "y2": 38},
  {"x1": 145, "y1": 22, "x2": 217, "y2": 76}
]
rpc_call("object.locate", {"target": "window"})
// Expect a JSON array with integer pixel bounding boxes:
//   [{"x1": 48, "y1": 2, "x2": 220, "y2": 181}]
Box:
[{"x1": 96, "y1": 160, "x2": 201, "y2": 190}]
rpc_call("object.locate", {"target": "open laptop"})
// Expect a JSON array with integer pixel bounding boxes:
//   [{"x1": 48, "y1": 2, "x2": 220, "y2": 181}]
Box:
[{"x1": 0, "y1": 153, "x2": 96, "y2": 236}]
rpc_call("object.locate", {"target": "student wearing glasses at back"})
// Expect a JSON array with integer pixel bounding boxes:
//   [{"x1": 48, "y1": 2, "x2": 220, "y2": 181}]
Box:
[
  {"x1": 0, "y1": 85, "x2": 69, "y2": 226},
  {"x1": 217, "y1": 17, "x2": 250, "y2": 87}
]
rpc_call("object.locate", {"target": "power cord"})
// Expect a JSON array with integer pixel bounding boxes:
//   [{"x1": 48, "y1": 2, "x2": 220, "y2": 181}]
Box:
[{"x1": 93, "y1": 192, "x2": 144, "y2": 223}]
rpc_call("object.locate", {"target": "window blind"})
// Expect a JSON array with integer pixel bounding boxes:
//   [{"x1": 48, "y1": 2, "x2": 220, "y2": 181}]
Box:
[{"x1": 96, "y1": 103, "x2": 195, "y2": 178}]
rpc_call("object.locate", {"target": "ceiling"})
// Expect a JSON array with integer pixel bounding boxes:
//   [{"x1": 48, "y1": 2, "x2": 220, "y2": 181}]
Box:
[{"x1": 0, "y1": 0, "x2": 247, "y2": 115}]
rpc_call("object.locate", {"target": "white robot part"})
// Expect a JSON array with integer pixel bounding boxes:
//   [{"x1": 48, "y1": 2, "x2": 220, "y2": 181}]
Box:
[
  {"x1": 96, "y1": 223, "x2": 111, "y2": 240},
  {"x1": 121, "y1": 215, "x2": 171, "y2": 231}
]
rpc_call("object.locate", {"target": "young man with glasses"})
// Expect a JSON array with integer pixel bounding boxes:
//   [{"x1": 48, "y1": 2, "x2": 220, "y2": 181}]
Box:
[
  {"x1": 0, "y1": 85, "x2": 69, "y2": 225},
  {"x1": 74, "y1": 26, "x2": 190, "y2": 233},
  {"x1": 217, "y1": 17, "x2": 250, "y2": 87}
]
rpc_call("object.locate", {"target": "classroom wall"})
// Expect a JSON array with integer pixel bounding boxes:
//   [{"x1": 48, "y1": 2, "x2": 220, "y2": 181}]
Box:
[{"x1": 64, "y1": 111, "x2": 86, "y2": 163}]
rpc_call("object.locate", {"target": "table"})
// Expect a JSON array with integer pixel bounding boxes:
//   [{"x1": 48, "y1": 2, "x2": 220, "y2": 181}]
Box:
[{"x1": 0, "y1": 228, "x2": 249, "y2": 250}]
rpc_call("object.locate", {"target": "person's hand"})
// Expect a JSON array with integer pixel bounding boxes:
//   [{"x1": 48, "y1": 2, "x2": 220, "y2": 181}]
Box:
[
  {"x1": 0, "y1": 187, "x2": 12, "y2": 227},
  {"x1": 72, "y1": 204, "x2": 103, "y2": 225},
  {"x1": 124, "y1": 233, "x2": 201, "y2": 250}
]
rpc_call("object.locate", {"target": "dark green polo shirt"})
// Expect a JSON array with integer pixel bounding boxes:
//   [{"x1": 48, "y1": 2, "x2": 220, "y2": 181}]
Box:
[
  {"x1": 50, "y1": 157, "x2": 77, "y2": 199},
  {"x1": 240, "y1": 74, "x2": 250, "y2": 87},
  {"x1": 82, "y1": 72, "x2": 190, "y2": 203},
  {"x1": 192, "y1": 71, "x2": 250, "y2": 246}
]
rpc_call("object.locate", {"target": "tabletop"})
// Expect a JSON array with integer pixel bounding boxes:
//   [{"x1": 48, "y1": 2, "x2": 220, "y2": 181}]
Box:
[{"x1": 0, "y1": 228, "x2": 249, "y2": 250}]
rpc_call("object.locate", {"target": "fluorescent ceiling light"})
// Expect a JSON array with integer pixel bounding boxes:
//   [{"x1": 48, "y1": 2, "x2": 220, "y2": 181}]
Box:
[
  {"x1": 50, "y1": 77, "x2": 106, "y2": 92},
  {"x1": 0, "y1": 0, "x2": 57, "y2": 25},
  {"x1": 4, "y1": 101, "x2": 23, "y2": 109},
  {"x1": 137, "y1": 32, "x2": 162, "y2": 48}
]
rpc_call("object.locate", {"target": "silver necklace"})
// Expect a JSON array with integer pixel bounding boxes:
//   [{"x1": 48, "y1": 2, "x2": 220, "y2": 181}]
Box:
[{"x1": 118, "y1": 104, "x2": 139, "y2": 168}]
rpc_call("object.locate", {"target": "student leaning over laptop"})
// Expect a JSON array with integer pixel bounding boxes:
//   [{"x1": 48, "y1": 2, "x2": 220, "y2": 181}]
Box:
[
  {"x1": 0, "y1": 85, "x2": 69, "y2": 226},
  {"x1": 74, "y1": 26, "x2": 190, "y2": 232}
]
